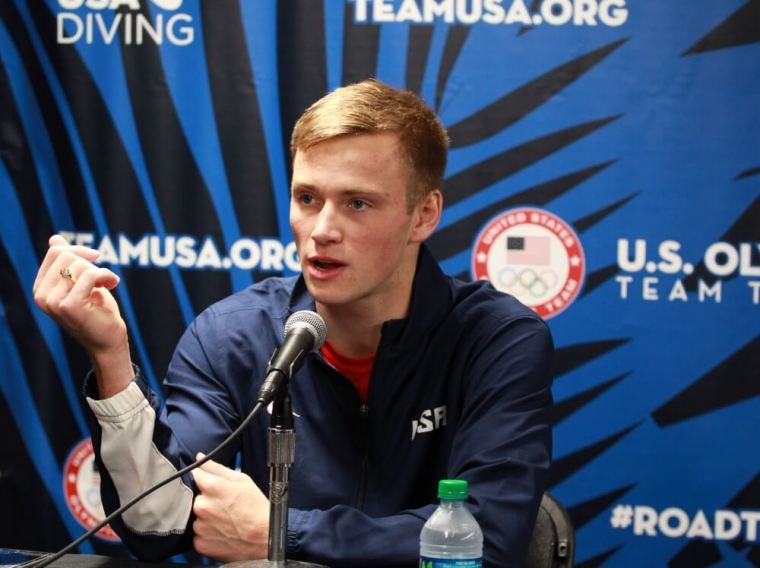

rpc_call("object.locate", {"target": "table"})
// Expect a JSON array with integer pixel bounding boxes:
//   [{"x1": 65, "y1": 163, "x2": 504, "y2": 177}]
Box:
[{"x1": 0, "y1": 549, "x2": 205, "y2": 568}]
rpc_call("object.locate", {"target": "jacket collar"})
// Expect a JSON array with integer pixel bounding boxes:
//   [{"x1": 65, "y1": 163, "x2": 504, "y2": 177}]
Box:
[
  {"x1": 288, "y1": 244, "x2": 453, "y2": 353},
  {"x1": 379, "y1": 245, "x2": 453, "y2": 352}
]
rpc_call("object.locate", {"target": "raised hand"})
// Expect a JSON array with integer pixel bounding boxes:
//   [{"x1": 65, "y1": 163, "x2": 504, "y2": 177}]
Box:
[{"x1": 33, "y1": 235, "x2": 133, "y2": 397}]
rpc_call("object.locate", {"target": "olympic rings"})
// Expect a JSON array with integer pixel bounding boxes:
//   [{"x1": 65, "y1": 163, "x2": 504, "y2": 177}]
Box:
[{"x1": 497, "y1": 267, "x2": 558, "y2": 298}]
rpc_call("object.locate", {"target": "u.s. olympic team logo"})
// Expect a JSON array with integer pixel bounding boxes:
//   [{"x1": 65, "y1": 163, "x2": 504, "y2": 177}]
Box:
[
  {"x1": 63, "y1": 438, "x2": 120, "y2": 542},
  {"x1": 471, "y1": 207, "x2": 585, "y2": 319}
]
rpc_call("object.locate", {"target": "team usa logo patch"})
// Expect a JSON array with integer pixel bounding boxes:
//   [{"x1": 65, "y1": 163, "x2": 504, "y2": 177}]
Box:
[
  {"x1": 471, "y1": 207, "x2": 585, "y2": 319},
  {"x1": 63, "y1": 438, "x2": 120, "y2": 542}
]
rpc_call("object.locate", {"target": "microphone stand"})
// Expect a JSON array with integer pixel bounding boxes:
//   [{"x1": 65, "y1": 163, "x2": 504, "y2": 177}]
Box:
[{"x1": 224, "y1": 386, "x2": 326, "y2": 568}]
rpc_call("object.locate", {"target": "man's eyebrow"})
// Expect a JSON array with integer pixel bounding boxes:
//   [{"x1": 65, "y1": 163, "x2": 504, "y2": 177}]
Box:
[
  {"x1": 290, "y1": 183, "x2": 320, "y2": 197},
  {"x1": 291, "y1": 183, "x2": 315, "y2": 192},
  {"x1": 340, "y1": 188, "x2": 390, "y2": 198},
  {"x1": 291, "y1": 184, "x2": 390, "y2": 199}
]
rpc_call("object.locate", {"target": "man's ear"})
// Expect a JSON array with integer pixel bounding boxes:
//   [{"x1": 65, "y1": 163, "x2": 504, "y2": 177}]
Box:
[{"x1": 409, "y1": 189, "x2": 443, "y2": 244}]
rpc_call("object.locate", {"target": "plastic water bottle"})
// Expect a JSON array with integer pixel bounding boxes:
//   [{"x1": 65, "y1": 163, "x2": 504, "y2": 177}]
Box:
[{"x1": 420, "y1": 479, "x2": 483, "y2": 567}]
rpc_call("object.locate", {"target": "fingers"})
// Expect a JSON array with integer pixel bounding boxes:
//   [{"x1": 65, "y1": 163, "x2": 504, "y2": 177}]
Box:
[
  {"x1": 34, "y1": 250, "x2": 79, "y2": 310},
  {"x1": 34, "y1": 236, "x2": 100, "y2": 296},
  {"x1": 191, "y1": 501, "x2": 220, "y2": 554},
  {"x1": 192, "y1": 455, "x2": 255, "y2": 502},
  {"x1": 69, "y1": 262, "x2": 120, "y2": 297},
  {"x1": 62, "y1": 263, "x2": 120, "y2": 311},
  {"x1": 35, "y1": 237, "x2": 66, "y2": 289},
  {"x1": 191, "y1": 518, "x2": 227, "y2": 559},
  {"x1": 196, "y1": 454, "x2": 241, "y2": 481},
  {"x1": 191, "y1": 466, "x2": 214, "y2": 493},
  {"x1": 35, "y1": 253, "x2": 105, "y2": 313},
  {"x1": 192, "y1": 469, "x2": 233, "y2": 507}
]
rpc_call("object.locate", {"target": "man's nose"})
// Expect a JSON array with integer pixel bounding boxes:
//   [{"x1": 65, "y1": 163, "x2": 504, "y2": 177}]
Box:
[{"x1": 311, "y1": 203, "x2": 342, "y2": 245}]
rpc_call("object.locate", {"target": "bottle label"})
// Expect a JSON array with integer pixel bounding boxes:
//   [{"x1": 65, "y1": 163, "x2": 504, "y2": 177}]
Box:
[{"x1": 419, "y1": 558, "x2": 482, "y2": 568}]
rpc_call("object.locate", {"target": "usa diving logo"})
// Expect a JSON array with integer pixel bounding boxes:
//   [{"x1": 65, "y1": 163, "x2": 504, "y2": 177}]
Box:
[
  {"x1": 471, "y1": 207, "x2": 585, "y2": 319},
  {"x1": 57, "y1": 0, "x2": 195, "y2": 46}
]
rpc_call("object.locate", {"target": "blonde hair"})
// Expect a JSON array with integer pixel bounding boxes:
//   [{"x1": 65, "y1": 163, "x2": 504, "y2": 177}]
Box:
[{"x1": 291, "y1": 79, "x2": 449, "y2": 209}]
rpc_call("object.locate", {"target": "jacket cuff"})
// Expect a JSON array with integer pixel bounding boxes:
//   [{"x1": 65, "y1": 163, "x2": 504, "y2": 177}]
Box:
[
  {"x1": 83, "y1": 363, "x2": 146, "y2": 400},
  {"x1": 287, "y1": 508, "x2": 308, "y2": 555},
  {"x1": 86, "y1": 381, "x2": 145, "y2": 420}
]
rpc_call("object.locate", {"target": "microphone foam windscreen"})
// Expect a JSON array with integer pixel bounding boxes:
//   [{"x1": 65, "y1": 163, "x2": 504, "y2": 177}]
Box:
[{"x1": 285, "y1": 310, "x2": 328, "y2": 350}]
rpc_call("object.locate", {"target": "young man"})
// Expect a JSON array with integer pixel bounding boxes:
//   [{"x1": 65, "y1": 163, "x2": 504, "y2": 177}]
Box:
[{"x1": 33, "y1": 80, "x2": 553, "y2": 567}]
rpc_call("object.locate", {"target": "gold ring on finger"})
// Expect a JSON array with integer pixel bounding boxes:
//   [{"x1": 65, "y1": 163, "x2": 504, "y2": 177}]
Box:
[{"x1": 59, "y1": 266, "x2": 78, "y2": 284}]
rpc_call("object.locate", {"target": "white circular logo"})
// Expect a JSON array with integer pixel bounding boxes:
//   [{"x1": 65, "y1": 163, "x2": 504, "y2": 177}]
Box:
[
  {"x1": 63, "y1": 438, "x2": 120, "y2": 542},
  {"x1": 471, "y1": 207, "x2": 585, "y2": 318}
]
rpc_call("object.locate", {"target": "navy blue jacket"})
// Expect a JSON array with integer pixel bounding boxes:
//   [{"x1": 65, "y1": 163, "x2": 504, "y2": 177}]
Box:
[{"x1": 87, "y1": 246, "x2": 553, "y2": 567}]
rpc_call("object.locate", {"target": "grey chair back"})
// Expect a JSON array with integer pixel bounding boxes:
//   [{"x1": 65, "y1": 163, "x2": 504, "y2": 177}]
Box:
[{"x1": 525, "y1": 492, "x2": 575, "y2": 567}]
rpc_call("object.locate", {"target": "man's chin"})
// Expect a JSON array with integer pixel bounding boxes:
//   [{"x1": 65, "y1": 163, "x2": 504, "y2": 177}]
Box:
[
  {"x1": 306, "y1": 285, "x2": 363, "y2": 311},
  {"x1": 304, "y1": 279, "x2": 344, "y2": 304},
  {"x1": 309, "y1": 292, "x2": 351, "y2": 307}
]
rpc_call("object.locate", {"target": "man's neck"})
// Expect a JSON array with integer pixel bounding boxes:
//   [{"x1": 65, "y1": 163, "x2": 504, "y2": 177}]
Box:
[
  {"x1": 316, "y1": 249, "x2": 420, "y2": 358},
  {"x1": 317, "y1": 310, "x2": 382, "y2": 358}
]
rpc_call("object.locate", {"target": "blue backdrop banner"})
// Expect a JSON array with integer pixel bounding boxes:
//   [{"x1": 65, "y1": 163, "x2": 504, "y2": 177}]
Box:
[{"x1": 1, "y1": 0, "x2": 758, "y2": 565}]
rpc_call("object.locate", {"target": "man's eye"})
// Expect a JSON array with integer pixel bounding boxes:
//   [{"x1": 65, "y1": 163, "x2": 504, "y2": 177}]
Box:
[
  {"x1": 299, "y1": 194, "x2": 314, "y2": 205},
  {"x1": 350, "y1": 199, "x2": 368, "y2": 210}
]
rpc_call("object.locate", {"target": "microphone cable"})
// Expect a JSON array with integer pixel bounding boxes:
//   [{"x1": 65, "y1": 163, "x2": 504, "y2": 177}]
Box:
[{"x1": 19, "y1": 400, "x2": 266, "y2": 568}]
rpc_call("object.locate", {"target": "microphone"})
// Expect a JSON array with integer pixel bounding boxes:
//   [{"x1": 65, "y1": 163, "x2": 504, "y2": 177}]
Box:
[{"x1": 256, "y1": 310, "x2": 327, "y2": 405}]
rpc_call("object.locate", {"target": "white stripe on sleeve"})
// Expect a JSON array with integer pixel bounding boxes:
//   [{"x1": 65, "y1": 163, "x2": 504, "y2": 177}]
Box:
[{"x1": 87, "y1": 382, "x2": 193, "y2": 535}]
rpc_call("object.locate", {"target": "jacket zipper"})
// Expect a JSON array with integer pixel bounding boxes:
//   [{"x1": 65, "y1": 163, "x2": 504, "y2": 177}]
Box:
[
  {"x1": 355, "y1": 402, "x2": 369, "y2": 510},
  {"x1": 316, "y1": 343, "x2": 377, "y2": 511}
]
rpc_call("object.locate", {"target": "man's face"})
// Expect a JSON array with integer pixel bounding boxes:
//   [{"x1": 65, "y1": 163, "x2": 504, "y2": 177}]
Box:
[{"x1": 290, "y1": 132, "x2": 425, "y2": 312}]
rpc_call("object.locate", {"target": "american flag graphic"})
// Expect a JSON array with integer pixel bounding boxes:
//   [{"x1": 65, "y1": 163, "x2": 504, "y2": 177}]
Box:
[{"x1": 506, "y1": 236, "x2": 551, "y2": 265}]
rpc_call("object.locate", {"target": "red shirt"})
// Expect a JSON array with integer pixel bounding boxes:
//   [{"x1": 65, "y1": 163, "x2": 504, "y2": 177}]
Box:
[{"x1": 320, "y1": 340, "x2": 375, "y2": 403}]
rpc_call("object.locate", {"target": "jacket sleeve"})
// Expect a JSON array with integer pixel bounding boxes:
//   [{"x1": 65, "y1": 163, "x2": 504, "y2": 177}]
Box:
[
  {"x1": 84, "y1": 372, "x2": 196, "y2": 560},
  {"x1": 287, "y1": 315, "x2": 554, "y2": 568},
  {"x1": 456, "y1": 315, "x2": 554, "y2": 566},
  {"x1": 287, "y1": 505, "x2": 436, "y2": 567},
  {"x1": 84, "y1": 314, "x2": 247, "y2": 561}
]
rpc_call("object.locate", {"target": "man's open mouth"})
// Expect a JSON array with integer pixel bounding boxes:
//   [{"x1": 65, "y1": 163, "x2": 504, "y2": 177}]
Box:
[{"x1": 311, "y1": 258, "x2": 344, "y2": 271}]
